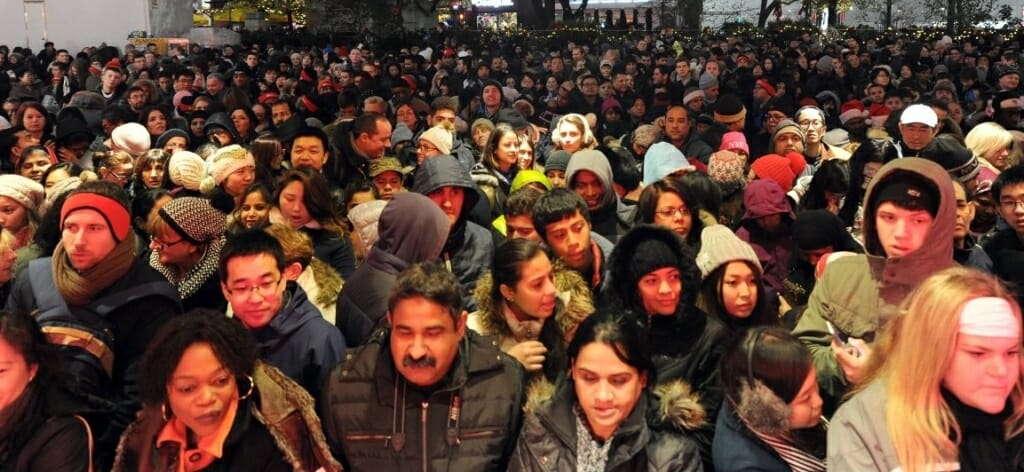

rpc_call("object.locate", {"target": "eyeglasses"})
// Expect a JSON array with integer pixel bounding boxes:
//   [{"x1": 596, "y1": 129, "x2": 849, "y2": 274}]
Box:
[
  {"x1": 999, "y1": 199, "x2": 1024, "y2": 210},
  {"x1": 417, "y1": 142, "x2": 439, "y2": 153},
  {"x1": 798, "y1": 119, "x2": 825, "y2": 127},
  {"x1": 655, "y1": 207, "x2": 688, "y2": 218},
  {"x1": 150, "y1": 236, "x2": 187, "y2": 250},
  {"x1": 226, "y1": 277, "x2": 282, "y2": 298}
]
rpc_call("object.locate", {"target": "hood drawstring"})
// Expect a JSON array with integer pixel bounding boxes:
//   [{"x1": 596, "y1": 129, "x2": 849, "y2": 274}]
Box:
[{"x1": 389, "y1": 378, "x2": 408, "y2": 451}]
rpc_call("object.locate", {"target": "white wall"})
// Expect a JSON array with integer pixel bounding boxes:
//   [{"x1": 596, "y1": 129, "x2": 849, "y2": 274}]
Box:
[{"x1": 0, "y1": 0, "x2": 150, "y2": 54}]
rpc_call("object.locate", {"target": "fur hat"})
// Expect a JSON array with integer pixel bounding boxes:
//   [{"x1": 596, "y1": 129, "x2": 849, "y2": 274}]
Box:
[
  {"x1": 200, "y1": 144, "x2": 254, "y2": 194},
  {"x1": 696, "y1": 225, "x2": 761, "y2": 278},
  {"x1": 110, "y1": 122, "x2": 150, "y2": 157},
  {"x1": 168, "y1": 151, "x2": 207, "y2": 191},
  {"x1": 418, "y1": 126, "x2": 453, "y2": 156},
  {"x1": 158, "y1": 196, "x2": 228, "y2": 244},
  {"x1": 0, "y1": 174, "x2": 44, "y2": 215}
]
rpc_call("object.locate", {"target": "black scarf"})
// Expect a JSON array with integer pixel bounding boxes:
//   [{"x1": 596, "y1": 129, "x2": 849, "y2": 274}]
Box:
[{"x1": 942, "y1": 388, "x2": 1020, "y2": 472}]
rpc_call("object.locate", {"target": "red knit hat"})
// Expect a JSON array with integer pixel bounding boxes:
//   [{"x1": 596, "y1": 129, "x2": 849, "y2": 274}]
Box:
[
  {"x1": 105, "y1": 58, "x2": 122, "y2": 70},
  {"x1": 869, "y1": 103, "x2": 891, "y2": 125},
  {"x1": 755, "y1": 78, "x2": 777, "y2": 96},
  {"x1": 750, "y1": 152, "x2": 807, "y2": 191},
  {"x1": 839, "y1": 100, "x2": 868, "y2": 125}
]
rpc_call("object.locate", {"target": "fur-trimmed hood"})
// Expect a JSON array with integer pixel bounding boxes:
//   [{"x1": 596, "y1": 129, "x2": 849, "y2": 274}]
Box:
[
  {"x1": 524, "y1": 377, "x2": 706, "y2": 434},
  {"x1": 470, "y1": 257, "x2": 593, "y2": 343},
  {"x1": 604, "y1": 224, "x2": 701, "y2": 318}
]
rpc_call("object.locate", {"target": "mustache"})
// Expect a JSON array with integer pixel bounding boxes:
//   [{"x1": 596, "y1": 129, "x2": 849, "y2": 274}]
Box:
[{"x1": 403, "y1": 355, "x2": 437, "y2": 368}]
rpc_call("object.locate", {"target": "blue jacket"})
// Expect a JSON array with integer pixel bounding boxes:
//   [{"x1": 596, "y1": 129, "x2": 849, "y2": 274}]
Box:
[
  {"x1": 712, "y1": 402, "x2": 789, "y2": 472},
  {"x1": 253, "y1": 283, "x2": 345, "y2": 399}
]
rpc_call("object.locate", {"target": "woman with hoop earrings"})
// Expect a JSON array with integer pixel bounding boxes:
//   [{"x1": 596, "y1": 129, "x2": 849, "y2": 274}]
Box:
[{"x1": 112, "y1": 309, "x2": 341, "y2": 472}]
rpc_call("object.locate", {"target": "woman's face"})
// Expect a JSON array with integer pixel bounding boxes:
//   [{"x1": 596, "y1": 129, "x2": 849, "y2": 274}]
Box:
[
  {"x1": 163, "y1": 136, "x2": 187, "y2": 155},
  {"x1": 0, "y1": 335, "x2": 37, "y2": 411},
  {"x1": 900, "y1": 65, "x2": 913, "y2": 79},
  {"x1": 239, "y1": 191, "x2": 271, "y2": 229},
  {"x1": 504, "y1": 253, "x2": 557, "y2": 320},
  {"x1": 396, "y1": 104, "x2": 417, "y2": 130},
  {"x1": 653, "y1": 192, "x2": 692, "y2": 239},
  {"x1": 494, "y1": 133, "x2": 519, "y2": 172},
  {"x1": 943, "y1": 331, "x2": 1021, "y2": 414},
  {"x1": 0, "y1": 196, "x2": 28, "y2": 235},
  {"x1": 166, "y1": 342, "x2": 239, "y2": 440},
  {"x1": 786, "y1": 367, "x2": 823, "y2": 429},
  {"x1": 705, "y1": 61, "x2": 720, "y2": 77},
  {"x1": 151, "y1": 224, "x2": 196, "y2": 269},
  {"x1": 140, "y1": 160, "x2": 166, "y2": 189},
  {"x1": 546, "y1": 76, "x2": 558, "y2": 92},
  {"x1": 21, "y1": 107, "x2": 45, "y2": 134},
  {"x1": 147, "y1": 110, "x2": 167, "y2": 136},
  {"x1": 638, "y1": 267, "x2": 681, "y2": 316},
  {"x1": 572, "y1": 341, "x2": 646, "y2": 441},
  {"x1": 278, "y1": 181, "x2": 312, "y2": 228},
  {"x1": 521, "y1": 75, "x2": 535, "y2": 90},
  {"x1": 517, "y1": 140, "x2": 534, "y2": 170},
  {"x1": 230, "y1": 109, "x2": 251, "y2": 136},
  {"x1": 598, "y1": 82, "x2": 613, "y2": 98},
  {"x1": 875, "y1": 70, "x2": 890, "y2": 86},
  {"x1": 556, "y1": 121, "x2": 583, "y2": 153},
  {"x1": 44, "y1": 167, "x2": 71, "y2": 193},
  {"x1": 720, "y1": 261, "x2": 758, "y2": 318},
  {"x1": 223, "y1": 164, "x2": 255, "y2": 198},
  {"x1": 473, "y1": 127, "x2": 492, "y2": 150},
  {"x1": 987, "y1": 145, "x2": 1012, "y2": 170},
  {"x1": 19, "y1": 151, "x2": 50, "y2": 183},
  {"x1": 764, "y1": 58, "x2": 774, "y2": 71}
]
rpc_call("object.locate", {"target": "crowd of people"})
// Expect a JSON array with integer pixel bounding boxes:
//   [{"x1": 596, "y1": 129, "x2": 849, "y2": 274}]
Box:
[{"x1": 0, "y1": 23, "x2": 1022, "y2": 471}]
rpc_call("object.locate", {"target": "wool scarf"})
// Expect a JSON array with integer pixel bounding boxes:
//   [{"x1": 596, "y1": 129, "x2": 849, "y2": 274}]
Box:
[{"x1": 52, "y1": 237, "x2": 136, "y2": 306}]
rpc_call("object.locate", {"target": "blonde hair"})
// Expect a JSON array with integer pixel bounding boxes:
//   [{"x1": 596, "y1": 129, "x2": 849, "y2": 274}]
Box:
[
  {"x1": 550, "y1": 113, "x2": 597, "y2": 151},
  {"x1": 965, "y1": 122, "x2": 1014, "y2": 168},
  {"x1": 860, "y1": 267, "x2": 1024, "y2": 472}
]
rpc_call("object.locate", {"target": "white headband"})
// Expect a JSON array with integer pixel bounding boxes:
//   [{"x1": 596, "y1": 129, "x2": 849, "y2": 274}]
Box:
[{"x1": 959, "y1": 297, "x2": 1021, "y2": 338}]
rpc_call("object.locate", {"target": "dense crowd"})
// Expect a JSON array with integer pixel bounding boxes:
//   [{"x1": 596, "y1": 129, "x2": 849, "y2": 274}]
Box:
[{"x1": 0, "y1": 24, "x2": 1022, "y2": 471}]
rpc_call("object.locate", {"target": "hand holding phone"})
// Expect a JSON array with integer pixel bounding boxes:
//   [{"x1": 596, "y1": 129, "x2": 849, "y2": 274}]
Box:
[{"x1": 825, "y1": 320, "x2": 862, "y2": 357}]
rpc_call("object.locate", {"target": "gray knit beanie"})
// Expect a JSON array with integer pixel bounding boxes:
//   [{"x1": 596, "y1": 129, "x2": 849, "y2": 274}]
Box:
[{"x1": 696, "y1": 225, "x2": 762, "y2": 278}]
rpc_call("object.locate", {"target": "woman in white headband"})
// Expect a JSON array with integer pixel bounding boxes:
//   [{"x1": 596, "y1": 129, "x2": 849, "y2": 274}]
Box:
[{"x1": 828, "y1": 267, "x2": 1024, "y2": 472}]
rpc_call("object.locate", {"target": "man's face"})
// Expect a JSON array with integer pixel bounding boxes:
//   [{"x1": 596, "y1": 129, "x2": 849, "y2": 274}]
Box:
[
  {"x1": 246, "y1": 54, "x2": 259, "y2": 69},
  {"x1": 885, "y1": 95, "x2": 904, "y2": 111},
  {"x1": 428, "y1": 186, "x2": 465, "y2": 228},
  {"x1": 429, "y1": 108, "x2": 456, "y2": 128},
  {"x1": 665, "y1": 107, "x2": 690, "y2": 142},
  {"x1": 1001, "y1": 72, "x2": 1021, "y2": 91},
  {"x1": 954, "y1": 182, "x2": 975, "y2": 241},
  {"x1": 56, "y1": 51, "x2": 70, "y2": 63},
  {"x1": 652, "y1": 68, "x2": 666, "y2": 84},
  {"x1": 867, "y1": 85, "x2": 885, "y2": 104},
  {"x1": 572, "y1": 170, "x2": 605, "y2": 210},
  {"x1": 388, "y1": 296, "x2": 465, "y2": 387},
  {"x1": 337, "y1": 71, "x2": 352, "y2": 86},
  {"x1": 482, "y1": 85, "x2": 502, "y2": 108},
  {"x1": 271, "y1": 103, "x2": 293, "y2": 126},
  {"x1": 158, "y1": 76, "x2": 172, "y2": 91},
  {"x1": 580, "y1": 78, "x2": 599, "y2": 98},
  {"x1": 221, "y1": 253, "x2": 285, "y2": 330},
  {"x1": 206, "y1": 76, "x2": 224, "y2": 96},
  {"x1": 290, "y1": 136, "x2": 329, "y2": 170},
  {"x1": 998, "y1": 182, "x2": 1024, "y2": 235},
  {"x1": 61, "y1": 209, "x2": 119, "y2": 272},
  {"x1": 506, "y1": 214, "x2": 541, "y2": 242},
  {"x1": 874, "y1": 201, "x2": 933, "y2": 258},
  {"x1": 675, "y1": 60, "x2": 690, "y2": 78},
  {"x1": 174, "y1": 74, "x2": 193, "y2": 92},
  {"x1": 127, "y1": 90, "x2": 146, "y2": 110},
  {"x1": 898, "y1": 123, "x2": 938, "y2": 151},
  {"x1": 356, "y1": 119, "x2": 392, "y2": 159},
  {"x1": 101, "y1": 69, "x2": 122, "y2": 91},
  {"x1": 797, "y1": 110, "x2": 825, "y2": 145},
  {"x1": 613, "y1": 74, "x2": 629, "y2": 93},
  {"x1": 543, "y1": 211, "x2": 593, "y2": 270},
  {"x1": 774, "y1": 131, "x2": 804, "y2": 154}
]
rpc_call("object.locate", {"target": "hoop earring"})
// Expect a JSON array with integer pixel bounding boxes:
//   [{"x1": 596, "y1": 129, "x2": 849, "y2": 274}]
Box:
[
  {"x1": 161, "y1": 403, "x2": 172, "y2": 422},
  {"x1": 238, "y1": 375, "x2": 255, "y2": 400}
]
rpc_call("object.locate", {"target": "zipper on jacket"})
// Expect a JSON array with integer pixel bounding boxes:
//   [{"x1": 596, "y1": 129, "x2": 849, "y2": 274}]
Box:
[
  {"x1": 421, "y1": 401, "x2": 429, "y2": 472},
  {"x1": 344, "y1": 433, "x2": 391, "y2": 441},
  {"x1": 459, "y1": 428, "x2": 503, "y2": 439}
]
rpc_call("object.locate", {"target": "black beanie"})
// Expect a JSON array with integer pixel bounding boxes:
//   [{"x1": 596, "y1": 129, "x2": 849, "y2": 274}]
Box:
[
  {"x1": 628, "y1": 239, "x2": 680, "y2": 286},
  {"x1": 921, "y1": 134, "x2": 980, "y2": 184},
  {"x1": 792, "y1": 209, "x2": 846, "y2": 250},
  {"x1": 714, "y1": 94, "x2": 746, "y2": 124},
  {"x1": 871, "y1": 172, "x2": 940, "y2": 217}
]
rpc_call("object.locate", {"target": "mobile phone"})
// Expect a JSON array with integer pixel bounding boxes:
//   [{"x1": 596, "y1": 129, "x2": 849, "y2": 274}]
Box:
[{"x1": 825, "y1": 320, "x2": 862, "y2": 357}]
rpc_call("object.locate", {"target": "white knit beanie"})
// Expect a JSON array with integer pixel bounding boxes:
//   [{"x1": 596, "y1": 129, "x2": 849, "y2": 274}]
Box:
[
  {"x1": 168, "y1": 151, "x2": 207, "y2": 191},
  {"x1": 696, "y1": 225, "x2": 763, "y2": 278},
  {"x1": 418, "y1": 126, "x2": 453, "y2": 156},
  {"x1": 110, "y1": 122, "x2": 151, "y2": 157},
  {"x1": 200, "y1": 144, "x2": 254, "y2": 194},
  {"x1": 0, "y1": 174, "x2": 44, "y2": 216}
]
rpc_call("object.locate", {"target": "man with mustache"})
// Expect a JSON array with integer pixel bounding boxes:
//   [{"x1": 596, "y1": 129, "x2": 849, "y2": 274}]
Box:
[{"x1": 321, "y1": 262, "x2": 525, "y2": 472}]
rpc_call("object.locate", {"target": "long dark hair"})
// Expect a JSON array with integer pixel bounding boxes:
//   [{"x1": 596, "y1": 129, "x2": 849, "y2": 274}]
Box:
[
  {"x1": 700, "y1": 260, "x2": 776, "y2": 331},
  {"x1": 274, "y1": 165, "x2": 348, "y2": 237},
  {"x1": 800, "y1": 159, "x2": 849, "y2": 213},
  {"x1": 490, "y1": 239, "x2": 567, "y2": 382}
]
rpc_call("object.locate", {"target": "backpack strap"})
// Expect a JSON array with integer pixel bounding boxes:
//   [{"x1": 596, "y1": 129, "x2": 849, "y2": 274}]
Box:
[
  {"x1": 87, "y1": 281, "x2": 182, "y2": 317},
  {"x1": 28, "y1": 257, "x2": 71, "y2": 322}
]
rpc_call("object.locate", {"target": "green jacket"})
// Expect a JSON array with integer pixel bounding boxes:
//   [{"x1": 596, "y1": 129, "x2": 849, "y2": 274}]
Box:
[{"x1": 792, "y1": 158, "x2": 955, "y2": 406}]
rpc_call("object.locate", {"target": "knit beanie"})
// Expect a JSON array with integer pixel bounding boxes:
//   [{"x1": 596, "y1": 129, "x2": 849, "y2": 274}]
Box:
[
  {"x1": 792, "y1": 209, "x2": 846, "y2": 250},
  {"x1": 816, "y1": 55, "x2": 834, "y2": 74},
  {"x1": 922, "y1": 134, "x2": 980, "y2": 184},
  {"x1": 719, "y1": 131, "x2": 749, "y2": 155},
  {"x1": 750, "y1": 152, "x2": 806, "y2": 191},
  {"x1": 43, "y1": 175, "x2": 91, "y2": 215},
  {"x1": 156, "y1": 128, "x2": 190, "y2": 150},
  {"x1": 0, "y1": 174, "x2": 44, "y2": 216},
  {"x1": 699, "y1": 72, "x2": 718, "y2": 91},
  {"x1": 629, "y1": 238, "x2": 681, "y2": 285},
  {"x1": 708, "y1": 150, "x2": 747, "y2": 190},
  {"x1": 511, "y1": 170, "x2": 552, "y2": 191},
  {"x1": 714, "y1": 94, "x2": 746, "y2": 124},
  {"x1": 200, "y1": 145, "x2": 254, "y2": 194},
  {"x1": 754, "y1": 78, "x2": 777, "y2": 96},
  {"x1": 471, "y1": 118, "x2": 495, "y2": 134},
  {"x1": 643, "y1": 142, "x2": 695, "y2": 185},
  {"x1": 158, "y1": 196, "x2": 228, "y2": 244},
  {"x1": 169, "y1": 151, "x2": 207, "y2": 191},
  {"x1": 822, "y1": 129, "x2": 850, "y2": 149},
  {"x1": 418, "y1": 125, "x2": 453, "y2": 156},
  {"x1": 391, "y1": 122, "x2": 415, "y2": 147},
  {"x1": 696, "y1": 225, "x2": 762, "y2": 278},
  {"x1": 545, "y1": 150, "x2": 572, "y2": 174},
  {"x1": 348, "y1": 199, "x2": 388, "y2": 253},
  {"x1": 110, "y1": 122, "x2": 150, "y2": 157},
  {"x1": 772, "y1": 119, "x2": 805, "y2": 148}
]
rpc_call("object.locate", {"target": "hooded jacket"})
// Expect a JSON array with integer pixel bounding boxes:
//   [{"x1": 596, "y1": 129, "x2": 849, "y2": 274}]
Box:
[
  {"x1": 413, "y1": 155, "x2": 494, "y2": 311},
  {"x1": 792, "y1": 158, "x2": 955, "y2": 409},
  {"x1": 604, "y1": 225, "x2": 729, "y2": 467},
  {"x1": 736, "y1": 179, "x2": 796, "y2": 292},
  {"x1": 203, "y1": 112, "x2": 241, "y2": 144},
  {"x1": 253, "y1": 283, "x2": 345, "y2": 400},
  {"x1": 320, "y1": 330, "x2": 525, "y2": 472},
  {"x1": 335, "y1": 193, "x2": 450, "y2": 347},
  {"x1": 565, "y1": 150, "x2": 637, "y2": 244},
  {"x1": 508, "y1": 378, "x2": 704, "y2": 472}
]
